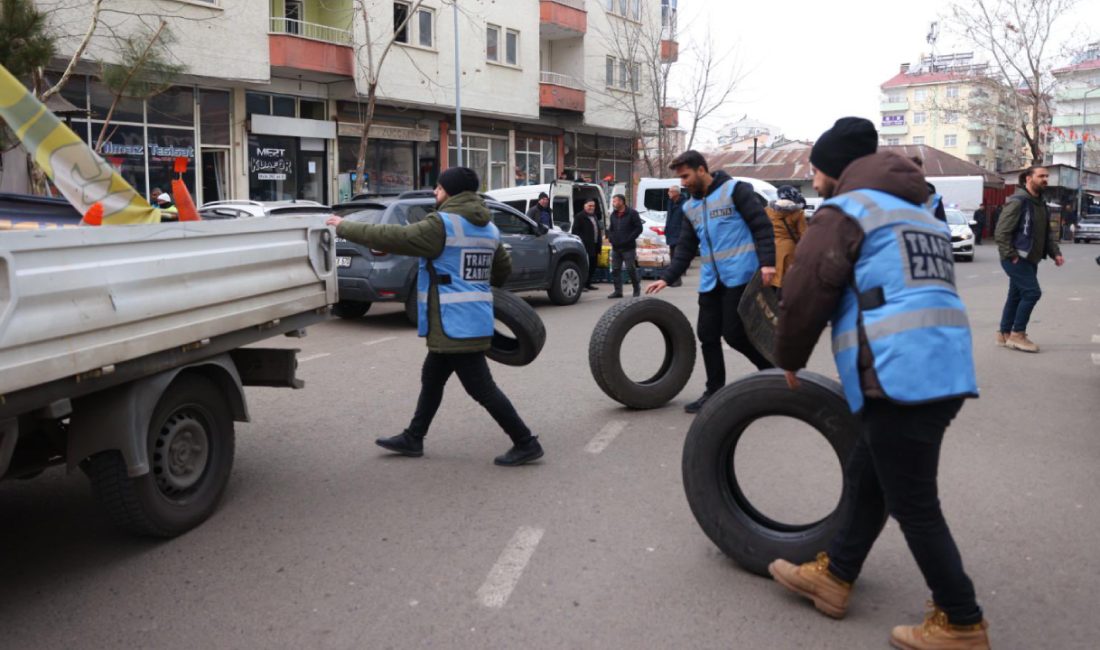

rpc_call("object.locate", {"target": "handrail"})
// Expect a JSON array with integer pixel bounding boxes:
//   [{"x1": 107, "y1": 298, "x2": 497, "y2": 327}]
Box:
[
  {"x1": 269, "y1": 17, "x2": 352, "y2": 46},
  {"x1": 540, "y1": 71, "x2": 583, "y2": 90}
]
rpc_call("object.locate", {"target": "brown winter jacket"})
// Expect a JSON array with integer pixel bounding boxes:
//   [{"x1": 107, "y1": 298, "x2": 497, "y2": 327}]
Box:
[
  {"x1": 766, "y1": 201, "x2": 808, "y2": 288},
  {"x1": 775, "y1": 151, "x2": 931, "y2": 399}
]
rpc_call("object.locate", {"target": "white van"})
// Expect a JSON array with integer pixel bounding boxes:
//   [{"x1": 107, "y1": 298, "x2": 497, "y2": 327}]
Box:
[
  {"x1": 635, "y1": 176, "x2": 781, "y2": 218},
  {"x1": 487, "y1": 180, "x2": 617, "y2": 232}
]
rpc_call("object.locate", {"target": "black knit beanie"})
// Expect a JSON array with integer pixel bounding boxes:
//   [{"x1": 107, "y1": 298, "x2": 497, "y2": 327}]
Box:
[
  {"x1": 810, "y1": 117, "x2": 879, "y2": 180},
  {"x1": 438, "y1": 166, "x2": 480, "y2": 196}
]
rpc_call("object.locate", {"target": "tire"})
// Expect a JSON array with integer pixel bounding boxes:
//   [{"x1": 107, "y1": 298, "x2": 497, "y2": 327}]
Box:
[
  {"x1": 547, "y1": 259, "x2": 583, "y2": 306},
  {"x1": 333, "y1": 300, "x2": 371, "y2": 319},
  {"x1": 681, "y1": 370, "x2": 859, "y2": 577},
  {"x1": 404, "y1": 290, "x2": 419, "y2": 327},
  {"x1": 85, "y1": 374, "x2": 236, "y2": 537},
  {"x1": 487, "y1": 288, "x2": 546, "y2": 367},
  {"x1": 588, "y1": 297, "x2": 696, "y2": 409}
]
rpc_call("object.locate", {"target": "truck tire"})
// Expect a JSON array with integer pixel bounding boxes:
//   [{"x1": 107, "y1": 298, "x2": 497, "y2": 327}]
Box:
[
  {"x1": 588, "y1": 297, "x2": 695, "y2": 409},
  {"x1": 333, "y1": 300, "x2": 371, "y2": 319},
  {"x1": 85, "y1": 374, "x2": 236, "y2": 538},
  {"x1": 547, "y1": 259, "x2": 583, "y2": 306},
  {"x1": 681, "y1": 370, "x2": 859, "y2": 577},
  {"x1": 487, "y1": 288, "x2": 546, "y2": 367}
]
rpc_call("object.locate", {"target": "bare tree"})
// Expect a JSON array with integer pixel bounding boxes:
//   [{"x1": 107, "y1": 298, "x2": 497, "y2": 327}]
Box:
[
  {"x1": 679, "y1": 26, "x2": 743, "y2": 152},
  {"x1": 349, "y1": 0, "x2": 425, "y2": 195},
  {"x1": 945, "y1": 0, "x2": 1080, "y2": 164}
]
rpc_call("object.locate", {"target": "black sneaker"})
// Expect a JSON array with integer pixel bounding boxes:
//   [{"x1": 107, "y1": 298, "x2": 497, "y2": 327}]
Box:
[
  {"x1": 494, "y1": 438, "x2": 544, "y2": 466},
  {"x1": 670, "y1": 279, "x2": 683, "y2": 287},
  {"x1": 375, "y1": 431, "x2": 424, "y2": 457},
  {"x1": 684, "y1": 391, "x2": 714, "y2": 414},
  {"x1": 586, "y1": 284, "x2": 599, "y2": 291},
  {"x1": 632, "y1": 287, "x2": 641, "y2": 297},
  {"x1": 607, "y1": 291, "x2": 623, "y2": 299}
]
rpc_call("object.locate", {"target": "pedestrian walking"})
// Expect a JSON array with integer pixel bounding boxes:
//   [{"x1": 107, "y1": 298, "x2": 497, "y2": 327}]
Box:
[
  {"x1": 645, "y1": 150, "x2": 776, "y2": 413},
  {"x1": 606, "y1": 193, "x2": 643, "y2": 298},
  {"x1": 325, "y1": 167, "x2": 544, "y2": 466},
  {"x1": 972, "y1": 203, "x2": 987, "y2": 245},
  {"x1": 769, "y1": 117, "x2": 989, "y2": 650},
  {"x1": 571, "y1": 198, "x2": 603, "y2": 291},
  {"x1": 527, "y1": 192, "x2": 554, "y2": 229},
  {"x1": 665, "y1": 185, "x2": 687, "y2": 286},
  {"x1": 766, "y1": 185, "x2": 808, "y2": 295},
  {"x1": 994, "y1": 166, "x2": 1065, "y2": 353}
]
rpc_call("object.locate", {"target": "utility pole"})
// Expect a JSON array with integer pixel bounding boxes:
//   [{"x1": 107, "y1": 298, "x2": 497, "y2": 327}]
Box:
[{"x1": 453, "y1": 0, "x2": 463, "y2": 167}]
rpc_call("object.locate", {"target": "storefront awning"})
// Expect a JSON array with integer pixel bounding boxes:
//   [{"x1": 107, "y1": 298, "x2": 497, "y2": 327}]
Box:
[{"x1": 251, "y1": 114, "x2": 335, "y2": 140}]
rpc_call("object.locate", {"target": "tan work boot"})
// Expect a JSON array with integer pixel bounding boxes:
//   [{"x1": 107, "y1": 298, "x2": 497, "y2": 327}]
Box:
[
  {"x1": 890, "y1": 604, "x2": 990, "y2": 650},
  {"x1": 994, "y1": 331, "x2": 1006, "y2": 347},
  {"x1": 1005, "y1": 331, "x2": 1039, "y2": 353},
  {"x1": 768, "y1": 552, "x2": 852, "y2": 619}
]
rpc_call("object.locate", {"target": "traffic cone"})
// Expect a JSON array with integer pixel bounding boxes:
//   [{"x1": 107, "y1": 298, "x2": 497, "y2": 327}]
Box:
[{"x1": 82, "y1": 203, "x2": 104, "y2": 226}]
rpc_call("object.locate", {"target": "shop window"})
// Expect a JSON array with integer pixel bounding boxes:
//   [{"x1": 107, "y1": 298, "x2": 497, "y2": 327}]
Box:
[
  {"x1": 246, "y1": 92, "x2": 271, "y2": 117},
  {"x1": 249, "y1": 134, "x2": 297, "y2": 201},
  {"x1": 300, "y1": 99, "x2": 326, "y2": 121},
  {"x1": 91, "y1": 123, "x2": 148, "y2": 198},
  {"x1": 148, "y1": 127, "x2": 196, "y2": 202},
  {"x1": 147, "y1": 87, "x2": 194, "y2": 127},
  {"x1": 448, "y1": 133, "x2": 508, "y2": 191},
  {"x1": 200, "y1": 90, "x2": 231, "y2": 145},
  {"x1": 272, "y1": 95, "x2": 296, "y2": 118},
  {"x1": 89, "y1": 79, "x2": 144, "y2": 123},
  {"x1": 59, "y1": 74, "x2": 87, "y2": 111}
]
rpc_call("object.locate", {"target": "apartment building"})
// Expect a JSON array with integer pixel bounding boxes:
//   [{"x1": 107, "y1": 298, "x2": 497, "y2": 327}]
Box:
[
  {"x1": 32, "y1": 0, "x2": 678, "y2": 205},
  {"x1": 879, "y1": 53, "x2": 1025, "y2": 173},
  {"x1": 1050, "y1": 42, "x2": 1100, "y2": 170}
]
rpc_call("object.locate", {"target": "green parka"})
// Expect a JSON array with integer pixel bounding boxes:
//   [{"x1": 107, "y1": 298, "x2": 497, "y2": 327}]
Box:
[
  {"x1": 335, "y1": 191, "x2": 511, "y2": 353},
  {"x1": 994, "y1": 188, "x2": 1061, "y2": 263}
]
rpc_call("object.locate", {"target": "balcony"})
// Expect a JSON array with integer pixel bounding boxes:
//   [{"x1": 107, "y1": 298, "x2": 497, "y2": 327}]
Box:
[
  {"x1": 1052, "y1": 113, "x2": 1100, "y2": 127},
  {"x1": 879, "y1": 124, "x2": 908, "y2": 135},
  {"x1": 269, "y1": 17, "x2": 354, "y2": 78},
  {"x1": 540, "y1": 0, "x2": 586, "y2": 39},
  {"x1": 966, "y1": 143, "x2": 987, "y2": 155},
  {"x1": 660, "y1": 106, "x2": 679, "y2": 128},
  {"x1": 539, "y1": 71, "x2": 585, "y2": 112},
  {"x1": 879, "y1": 100, "x2": 909, "y2": 112},
  {"x1": 660, "y1": 39, "x2": 679, "y2": 63}
]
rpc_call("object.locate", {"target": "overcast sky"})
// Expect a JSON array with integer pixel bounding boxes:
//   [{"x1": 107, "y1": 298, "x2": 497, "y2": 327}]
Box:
[{"x1": 673, "y1": 0, "x2": 1099, "y2": 145}]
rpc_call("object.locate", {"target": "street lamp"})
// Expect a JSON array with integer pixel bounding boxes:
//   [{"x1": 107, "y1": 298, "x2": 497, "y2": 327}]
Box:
[{"x1": 1076, "y1": 86, "x2": 1100, "y2": 223}]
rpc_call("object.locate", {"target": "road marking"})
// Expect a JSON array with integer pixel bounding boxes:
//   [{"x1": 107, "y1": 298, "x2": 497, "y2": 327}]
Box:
[
  {"x1": 585, "y1": 420, "x2": 628, "y2": 454},
  {"x1": 1092, "y1": 335, "x2": 1100, "y2": 344},
  {"x1": 363, "y1": 336, "x2": 398, "y2": 347},
  {"x1": 1070, "y1": 297, "x2": 1084, "y2": 302},
  {"x1": 1092, "y1": 353, "x2": 1100, "y2": 366},
  {"x1": 298, "y1": 353, "x2": 332, "y2": 363},
  {"x1": 477, "y1": 526, "x2": 544, "y2": 609}
]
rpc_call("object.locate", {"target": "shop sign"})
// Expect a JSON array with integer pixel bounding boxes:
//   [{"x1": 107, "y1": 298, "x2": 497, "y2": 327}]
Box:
[
  {"x1": 882, "y1": 114, "x2": 906, "y2": 127},
  {"x1": 100, "y1": 142, "x2": 196, "y2": 158},
  {"x1": 251, "y1": 146, "x2": 293, "y2": 181},
  {"x1": 338, "y1": 122, "x2": 431, "y2": 142}
]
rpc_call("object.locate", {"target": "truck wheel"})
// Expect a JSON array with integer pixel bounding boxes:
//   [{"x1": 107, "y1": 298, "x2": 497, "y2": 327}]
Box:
[
  {"x1": 333, "y1": 300, "x2": 371, "y2": 319},
  {"x1": 681, "y1": 370, "x2": 859, "y2": 577},
  {"x1": 548, "y1": 260, "x2": 583, "y2": 305},
  {"x1": 488, "y1": 288, "x2": 546, "y2": 366},
  {"x1": 588, "y1": 297, "x2": 695, "y2": 409},
  {"x1": 85, "y1": 374, "x2": 236, "y2": 538},
  {"x1": 405, "y1": 290, "x2": 419, "y2": 326}
]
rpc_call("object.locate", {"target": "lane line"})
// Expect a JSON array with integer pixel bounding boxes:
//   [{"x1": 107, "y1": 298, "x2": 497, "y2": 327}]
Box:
[
  {"x1": 298, "y1": 353, "x2": 332, "y2": 363},
  {"x1": 476, "y1": 526, "x2": 545, "y2": 609},
  {"x1": 1070, "y1": 297, "x2": 1084, "y2": 302},
  {"x1": 585, "y1": 420, "x2": 628, "y2": 454},
  {"x1": 1093, "y1": 353, "x2": 1100, "y2": 366},
  {"x1": 1092, "y1": 335, "x2": 1100, "y2": 344},
  {"x1": 363, "y1": 336, "x2": 398, "y2": 347}
]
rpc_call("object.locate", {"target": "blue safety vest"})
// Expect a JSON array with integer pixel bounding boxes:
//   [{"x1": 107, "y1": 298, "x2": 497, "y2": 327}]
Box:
[
  {"x1": 417, "y1": 212, "x2": 499, "y2": 340},
  {"x1": 683, "y1": 178, "x2": 759, "y2": 292},
  {"x1": 927, "y1": 192, "x2": 944, "y2": 216},
  {"x1": 824, "y1": 189, "x2": 979, "y2": 412}
]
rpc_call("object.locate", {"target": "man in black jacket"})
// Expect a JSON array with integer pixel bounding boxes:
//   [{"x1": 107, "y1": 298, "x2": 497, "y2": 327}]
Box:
[
  {"x1": 646, "y1": 151, "x2": 776, "y2": 412},
  {"x1": 665, "y1": 185, "x2": 687, "y2": 286},
  {"x1": 607, "y1": 193, "x2": 643, "y2": 298},
  {"x1": 571, "y1": 198, "x2": 603, "y2": 291}
]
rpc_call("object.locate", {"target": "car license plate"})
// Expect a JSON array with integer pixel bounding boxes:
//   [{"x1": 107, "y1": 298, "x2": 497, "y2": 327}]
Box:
[{"x1": 336, "y1": 256, "x2": 352, "y2": 268}]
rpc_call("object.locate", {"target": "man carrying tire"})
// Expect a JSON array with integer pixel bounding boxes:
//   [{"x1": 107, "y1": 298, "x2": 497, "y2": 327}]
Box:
[
  {"x1": 771, "y1": 117, "x2": 989, "y2": 649},
  {"x1": 325, "y1": 167, "x2": 544, "y2": 467},
  {"x1": 646, "y1": 150, "x2": 776, "y2": 413}
]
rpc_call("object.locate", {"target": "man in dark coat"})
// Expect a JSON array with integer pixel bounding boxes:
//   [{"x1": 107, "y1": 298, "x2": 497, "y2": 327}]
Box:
[
  {"x1": 606, "y1": 193, "x2": 643, "y2": 298},
  {"x1": 571, "y1": 198, "x2": 603, "y2": 291},
  {"x1": 664, "y1": 185, "x2": 687, "y2": 286},
  {"x1": 526, "y1": 192, "x2": 553, "y2": 229}
]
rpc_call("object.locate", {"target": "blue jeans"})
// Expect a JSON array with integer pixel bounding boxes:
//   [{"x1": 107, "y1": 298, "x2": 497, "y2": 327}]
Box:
[{"x1": 999, "y1": 258, "x2": 1041, "y2": 333}]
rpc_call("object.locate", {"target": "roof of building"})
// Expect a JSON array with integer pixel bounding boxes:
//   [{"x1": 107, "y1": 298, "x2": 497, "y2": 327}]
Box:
[
  {"x1": 881, "y1": 70, "x2": 976, "y2": 89},
  {"x1": 707, "y1": 144, "x2": 1004, "y2": 186},
  {"x1": 1052, "y1": 58, "x2": 1100, "y2": 75}
]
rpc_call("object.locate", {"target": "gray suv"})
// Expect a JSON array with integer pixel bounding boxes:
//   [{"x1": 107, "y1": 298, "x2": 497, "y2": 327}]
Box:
[{"x1": 333, "y1": 192, "x2": 589, "y2": 322}]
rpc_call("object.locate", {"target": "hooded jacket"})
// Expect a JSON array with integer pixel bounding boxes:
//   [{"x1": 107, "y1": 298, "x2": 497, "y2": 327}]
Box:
[
  {"x1": 766, "y1": 199, "x2": 807, "y2": 288},
  {"x1": 336, "y1": 191, "x2": 511, "y2": 353},
  {"x1": 775, "y1": 151, "x2": 930, "y2": 398},
  {"x1": 661, "y1": 170, "x2": 776, "y2": 284}
]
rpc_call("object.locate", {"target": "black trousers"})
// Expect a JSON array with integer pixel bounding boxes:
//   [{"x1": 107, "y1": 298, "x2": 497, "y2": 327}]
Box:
[
  {"x1": 827, "y1": 398, "x2": 982, "y2": 626},
  {"x1": 611, "y1": 248, "x2": 640, "y2": 291},
  {"x1": 586, "y1": 252, "x2": 599, "y2": 286},
  {"x1": 697, "y1": 283, "x2": 773, "y2": 392},
  {"x1": 406, "y1": 351, "x2": 532, "y2": 444}
]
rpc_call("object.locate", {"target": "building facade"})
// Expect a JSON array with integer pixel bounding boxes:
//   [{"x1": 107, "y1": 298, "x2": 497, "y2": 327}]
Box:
[
  {"x1": 879, "y1": 53, "x2": 1026, "y2": 173},
  {"x1": 32, "y1": 0, "x2": 679, "y2": 205},
  {"x1": 1050, "y1": 42, "x2": 1100, "y2": 171}
]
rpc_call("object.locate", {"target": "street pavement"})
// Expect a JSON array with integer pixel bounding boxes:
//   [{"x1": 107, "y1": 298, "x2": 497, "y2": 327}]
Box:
[{"x1": 1, "y1": 242, "x2": 1098, "y2": 649}]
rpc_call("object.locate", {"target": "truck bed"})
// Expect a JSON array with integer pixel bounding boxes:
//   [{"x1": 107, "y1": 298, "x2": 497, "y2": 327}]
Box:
[{"x1": 0, "y1": 217, "x2": 336, "y2": 400}]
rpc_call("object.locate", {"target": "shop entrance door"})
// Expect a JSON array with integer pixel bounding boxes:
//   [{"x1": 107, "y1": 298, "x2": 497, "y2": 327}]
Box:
[{"x1": 298, "y1": 148, "x2": 326, "y2": 204}]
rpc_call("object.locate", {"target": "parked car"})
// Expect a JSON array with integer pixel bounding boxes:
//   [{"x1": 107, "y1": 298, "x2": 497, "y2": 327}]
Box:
[
  {"x1": 333, "y1": 191, "x2": 589, "y2": 322},
  {"x1": 1073, "y1": 216, "x2": 1100, "y2": 243},
  {"x1": 944, "y1": 208, "x2": 975, "y2": 261},
  {"x1": 198, "y1": 199, "x2": 330, "y2": 220}
]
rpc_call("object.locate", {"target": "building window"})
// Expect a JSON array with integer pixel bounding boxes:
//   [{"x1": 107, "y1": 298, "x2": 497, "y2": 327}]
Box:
[
  {"x1": 914, "y1": 88, "x2": 927, "y2": 102},
  {"x1": 394, "y1": 2, "x2": 409, "y2": 43},
  {"x1": 944, "y1": 111, "x2": 958, "y2": 124},
  {"x1": 505, "y1": 29, "x2": 519, "y2": 66},
  {"x1": 607, "y1": 0, "x2": 641, "y2": 20},
  {"x1": 946, "y1": 85, "x2": 959, "y2": 99},
  {"x1": 913, "y1": 136, "x2": 925, "y2": 145},
  {"x1": 486, "y1": 25, "x2": 499, "y2": 62},
  {"x1": 886, "y1": 137, "x2": 901, "y2": 146},
  {"x1": 515, "y1": 137, "x2": 558, "y2": 186},
  {"x1": 418, "y1": 7, "x2": 434, "y2": 47},
  {"x1": 619, "y1": 59, "x2": 628, "y2": 89},
  {"x1": 631, "y1": 62, "x2": 641, "y2": 91},
  {"x1": 449, "y1": 133, "x2": 509, "y2": 190},
  {"x1": 394, "y1": 2, "x2": 433, "y2": 48},
  {"x1": 605, "y1": 56, "x2": 615, "y2": 87},
  {"x1": 885, "y1": 91, "x2": 904, "y2": 103},
  {"x1": 944, "y1": 134, "x2": 957, "y2": 147},
  {"x1": 913, "y1": 111, "x2": 927, "y2": 125}
]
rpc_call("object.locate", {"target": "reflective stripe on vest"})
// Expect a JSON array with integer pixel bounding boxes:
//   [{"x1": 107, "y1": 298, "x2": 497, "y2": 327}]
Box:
[
  {"x1": 823, "y1": 189, "x2": 979, "y2": 412},
  {"x1": 682, "y1": 178, "x2": 758, "y2": 291},
  {"x1": 417, "y1": 211, "x2": 499, "y2": 339}
]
